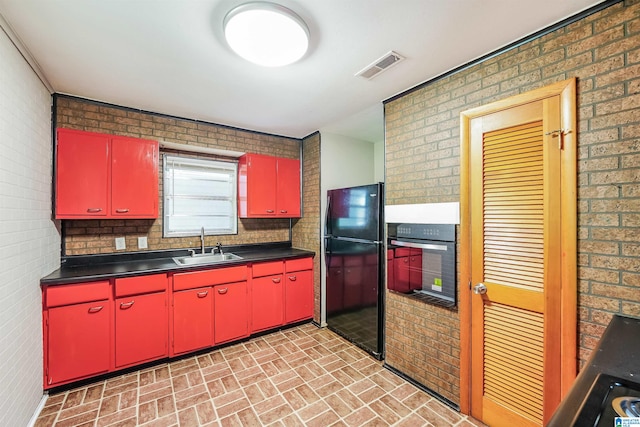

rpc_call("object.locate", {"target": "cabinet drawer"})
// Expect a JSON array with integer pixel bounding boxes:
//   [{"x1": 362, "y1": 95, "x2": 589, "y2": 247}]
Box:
[
  {"x1": 252, "y1": 261, "x2": 283, "y2": 278},
  {"x1": 285, "y1": 257, "x2": 313, "y2": 273},
  {"x1": 115, "y1": 274, "x2": 168, "y2": 297},
  {"x1": 45, "y1": 281, "x2": 110, "y2": 308},
  {"x1": 173, "y1": 265, "x2": 248, "y2": 291},
  {"x1": 394, "y1": 247, "x2": 411, "y2": 257}
]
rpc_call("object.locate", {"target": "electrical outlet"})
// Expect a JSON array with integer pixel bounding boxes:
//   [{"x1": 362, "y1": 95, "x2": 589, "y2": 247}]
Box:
[
  {"x1": 138, "y1": 236, "x2": 148, "y2": 249},
  {"x1": 115, "y1": 237, "x2": 126, "y2": 250}
]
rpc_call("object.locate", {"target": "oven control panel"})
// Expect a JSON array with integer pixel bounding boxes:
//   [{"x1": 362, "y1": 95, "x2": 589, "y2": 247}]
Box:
[{"x1": 391, "y1": 223, "x2": 455, "y2": 242}]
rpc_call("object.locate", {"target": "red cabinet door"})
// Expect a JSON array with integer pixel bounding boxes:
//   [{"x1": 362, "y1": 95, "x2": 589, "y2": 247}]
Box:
[
  {"x1": 115, "y1": 292, "x2": 168, "y2": 368},
  {"x1": 241, "y1": 154, "x2": 277, "y2": 217},
  {"x1": 172, "y1": 287, "x2": 213, "y2": 355},
  {"x1": 284, "y1": 269, "x2": 313, "y2": 323},
  {"x1": 276, "y1": 157, "x2": 300, "y2": 217},
  {"x1": 111, "y1": 137, "x2": 159, "y2": 218},
  {"x1": 46, "y1": 300, "x2": 110, "y2": 387},
  {"x1": 251, "y1": 274, "x2": 283, "y2": 332},
  {"x1": 393, "y1": 256, "x2": 411, "y2": 292},
  {"x1": 214, "y1": 281, "x2": 249, "y2": 344},
  {"x1": 55, "y1": 129, "x2": 109, "y2": 218},
  {"x1": 239, "y1": 154, "x2": 301, "y2": 218}
]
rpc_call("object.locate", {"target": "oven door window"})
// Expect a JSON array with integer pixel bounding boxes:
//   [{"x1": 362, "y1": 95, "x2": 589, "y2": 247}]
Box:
[{"x1": 388, "y1": 239, "x2": 456, "y2": 307}]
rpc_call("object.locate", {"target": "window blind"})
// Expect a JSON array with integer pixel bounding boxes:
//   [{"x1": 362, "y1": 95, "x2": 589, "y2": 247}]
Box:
[{"x1": 163, "y1": 155, "x2": 237, "y2": 237}]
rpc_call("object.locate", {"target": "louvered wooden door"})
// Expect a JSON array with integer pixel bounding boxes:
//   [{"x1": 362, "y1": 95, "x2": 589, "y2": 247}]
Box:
[{"x1": 462, "y1": 80, "x2": 577, "y2": 427}]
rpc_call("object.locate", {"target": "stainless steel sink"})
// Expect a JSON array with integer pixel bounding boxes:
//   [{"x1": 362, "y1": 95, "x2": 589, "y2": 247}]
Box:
[{"x1": 172, "y1": 253, "x2": 243, "y2": 266}]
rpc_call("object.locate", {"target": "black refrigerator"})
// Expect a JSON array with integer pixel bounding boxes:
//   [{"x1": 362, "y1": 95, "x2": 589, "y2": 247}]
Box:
[{"x1": 324, "y1": 183, "x2": 384, "y2": 359}]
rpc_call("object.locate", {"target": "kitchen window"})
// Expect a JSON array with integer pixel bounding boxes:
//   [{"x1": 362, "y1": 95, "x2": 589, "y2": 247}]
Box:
[{"x1": 163, "y1": 155, "x2": 237, "y2": 237}]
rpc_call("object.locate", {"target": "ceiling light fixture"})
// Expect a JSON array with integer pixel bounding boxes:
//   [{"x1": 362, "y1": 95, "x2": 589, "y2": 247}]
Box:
[{"x1": 223, "y1": 2, "x2": 309, "y2": 67}]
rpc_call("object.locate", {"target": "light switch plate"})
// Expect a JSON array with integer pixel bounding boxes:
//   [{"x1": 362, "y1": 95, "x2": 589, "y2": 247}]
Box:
[
  {"x1": 115, "y1": 237, "x2": 126, "y2": 250},
  {"x1": 138, "y1": 236, "x2": 148, "y2": 249}
]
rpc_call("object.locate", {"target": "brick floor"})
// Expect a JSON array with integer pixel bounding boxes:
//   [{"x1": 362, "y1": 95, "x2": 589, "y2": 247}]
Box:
[{"x1": 35, "y1": 324, "x2": 486, "y2": 426}]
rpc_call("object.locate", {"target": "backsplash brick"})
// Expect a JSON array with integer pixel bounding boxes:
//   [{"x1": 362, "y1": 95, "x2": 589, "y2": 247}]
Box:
[
  {"x1": 384, "y1": 0, "x2": 640, "y2": 406},
  {"x1": 55, "y1": 96, "x2": 303, "y2": 256}
]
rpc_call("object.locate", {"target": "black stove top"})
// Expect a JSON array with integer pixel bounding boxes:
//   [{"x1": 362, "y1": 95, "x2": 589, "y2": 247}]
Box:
[
  {"x1": 574, "y1": 373, "x2": 640, "y2": 426},
  {"x1": 549, "y1": 316, "x2": 640, "y2": 427}
]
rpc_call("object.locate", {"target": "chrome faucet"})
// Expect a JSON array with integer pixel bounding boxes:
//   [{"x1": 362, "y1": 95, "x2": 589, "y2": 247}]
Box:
[
  {"x1": 215, "y1": 242, "x2": 223, "y2": 255},
  {"x1": 200, "y1": 226, "x2": 205, "y2": 254}
]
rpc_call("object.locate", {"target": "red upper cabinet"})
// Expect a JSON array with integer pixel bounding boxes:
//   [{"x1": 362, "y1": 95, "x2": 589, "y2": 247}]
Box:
[
  {"x1": 56, "y1": 130, "x2": 110, "y2": 217},
  {"x1": 276, "y1": 157, "x2": 301, "y2": 217},
  {"x1": 111, "y1": 136, "x2": 158, "y2": 217},
  {"x1": 238, "y1": 153, "x2": 300, "y2": 218},
  {"x1": 55, "y1": 128, "x2": 159, "y2": 219}
]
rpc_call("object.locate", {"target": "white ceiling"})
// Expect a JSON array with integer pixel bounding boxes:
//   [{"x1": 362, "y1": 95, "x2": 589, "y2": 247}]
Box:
[{"x1": 0, "y1": 0, "x2": 603, "y2": 142}]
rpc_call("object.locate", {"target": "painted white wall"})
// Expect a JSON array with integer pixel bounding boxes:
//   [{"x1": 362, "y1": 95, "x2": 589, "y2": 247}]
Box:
[
  {"x1": 318, "y1": 132, "x2": 379, "y2": 325},
  {"x1": 374, "y1": 140, "x2": 384, "y2": 183},
  {"x1": 0, "y1": 28, "x2": 60, "y2": 426}
]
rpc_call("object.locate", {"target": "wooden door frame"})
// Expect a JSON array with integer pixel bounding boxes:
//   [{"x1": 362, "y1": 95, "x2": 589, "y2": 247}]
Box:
[{"x1": 458, "y1": 78, "x2": 577, "y2": 416}]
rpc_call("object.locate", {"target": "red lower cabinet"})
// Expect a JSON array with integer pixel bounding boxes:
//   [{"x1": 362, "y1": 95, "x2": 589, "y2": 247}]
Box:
[
  {"x1": 171, "y1": 265, "x2": 248, "y2": 355},
  {"x1": 172, "y1": 287, "x2": 213, "y2": 355},
  {"x1": 251, "y1": 275, "x2": 284, "y2": 332},
  {"x1": 284, "y1": 258, "x2": 314, "y2": 323},
  {"x1": 251, "y1": 261, "x2": 284, "y2": 333},
  {"x1": 115, "y1": 292, "x2": 168, "y2": 368},
  {"x1": 43, "y1": 257, "x2": 314, "y2": 388},
  {"x1": 393, "y1": 248, "x2": 423, "y2": 293},
  {"x1": 214, "y1": 281, "x2": 249, "y2": 344},
  {"x1": 43, "y1": 280, "x2": 112, "y2": 388},
  {"x1": 46, "y1": 300, "x2": 111, "y2": 387}
]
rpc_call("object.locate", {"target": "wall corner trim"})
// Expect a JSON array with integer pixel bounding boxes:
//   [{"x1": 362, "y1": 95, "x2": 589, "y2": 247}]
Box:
[{"x1": 0, "y1": 12, "x2": 54, "y2": 93}]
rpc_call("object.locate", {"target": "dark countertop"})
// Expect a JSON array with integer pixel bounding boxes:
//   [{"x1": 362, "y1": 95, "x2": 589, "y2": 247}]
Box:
[
  {"x1": 548, "y1": 314, "x2": 640, "y2": 426},
  {"x1": 41, "y1": 242, "x2": 315, "y2": 285}
]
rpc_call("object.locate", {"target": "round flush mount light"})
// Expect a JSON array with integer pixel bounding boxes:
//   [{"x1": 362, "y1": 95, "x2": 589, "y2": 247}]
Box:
[{"x1": 223, "y1": 2, "x2": 309, "y2": 67}]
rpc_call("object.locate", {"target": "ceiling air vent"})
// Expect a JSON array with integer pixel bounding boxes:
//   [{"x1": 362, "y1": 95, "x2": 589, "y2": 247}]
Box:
[{"x1": 356, "y1": 51, "x2": 405, "y2": 79}]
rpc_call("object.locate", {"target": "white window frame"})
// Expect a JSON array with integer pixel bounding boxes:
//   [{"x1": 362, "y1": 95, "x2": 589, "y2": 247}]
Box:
[{"x1": 163, "y1": 155, "x2": 238, "y2": 237}]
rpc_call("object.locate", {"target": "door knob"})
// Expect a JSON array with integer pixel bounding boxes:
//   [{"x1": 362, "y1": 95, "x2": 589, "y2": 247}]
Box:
[{"x1": 473, "y1": 283, "x2": 487, "y2": 295}]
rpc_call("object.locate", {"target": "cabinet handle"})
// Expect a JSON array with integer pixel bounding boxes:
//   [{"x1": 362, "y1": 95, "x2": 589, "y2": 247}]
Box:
[
  {"x1": 87, "y1": 208, "x2": 102, "y2": 213},
  {"x1": 280, "y1": 210, "x2": 287, "y2": 213},
  {"x1": 115, "y1": 208, "x2": 130, "y2": 213},
  {"x1": 289, "y1": 275, "x2": 297, "y2": 281},
  {"x1": 88, "y1": 306, "x2": 103, "y2": 313},
  {"x1": 403, "y1": 258, "x2": 409, "y2": 264},
  {"x1": 266, "y1": 209, "x2": 275, "y2": 213},
  {"x1": 272, "y1": 277, "x2": 281, "y2": 283},
  {"x1": 197, "y1": 291, "x2": 208, "y2": 298},
  {"x1": 217, "y1": 288, "x2": 228, "y2": 295},
  {"x1": 120, "y1": 301, "x2": 135, "y2": 309}
]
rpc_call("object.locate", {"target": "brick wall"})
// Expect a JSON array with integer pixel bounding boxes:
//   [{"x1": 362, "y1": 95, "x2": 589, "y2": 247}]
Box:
[
  {"x1": 384, "y1": 0, "x2": 640, "y2": 405},
  {"x1": 293, "y1": 133, "x2": 321, "y2": 323},
  {"x1": 55, "y1": 96, "x2": 303, "y2": 255},
  {"x1": 0, "y1": 30, "x2": 60, "y2": 426}
]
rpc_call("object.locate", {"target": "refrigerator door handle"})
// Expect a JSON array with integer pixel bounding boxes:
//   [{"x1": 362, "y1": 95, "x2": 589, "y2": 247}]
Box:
[
  {"x1": 324, "y1": 237, "x2": 331, "y2": 270},
  {"x1": 324, "y1": 194, "x2": 332, "y2": 236}
]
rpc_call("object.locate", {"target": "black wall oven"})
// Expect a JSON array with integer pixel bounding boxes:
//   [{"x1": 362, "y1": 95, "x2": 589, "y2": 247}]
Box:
[{"x1": 387, "y1": 223, "x2": 456, "y2": 307}]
